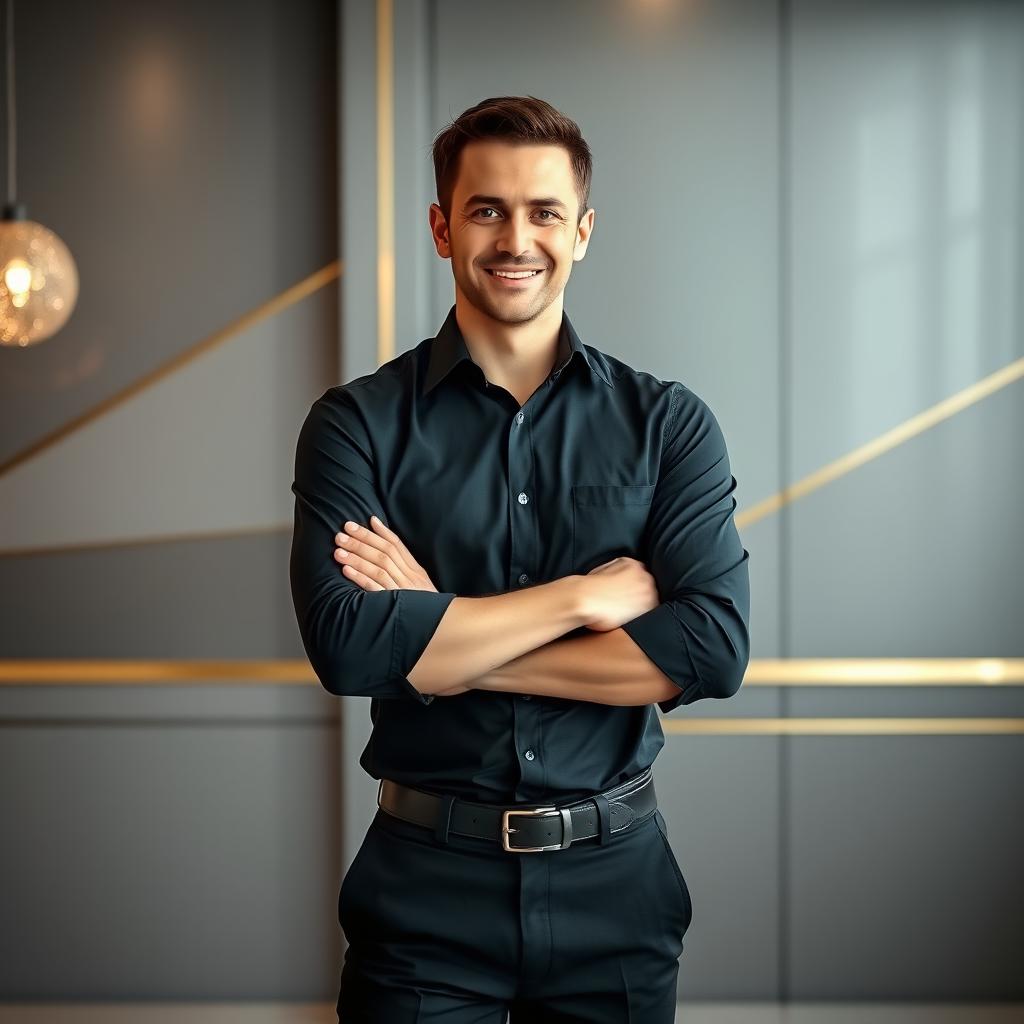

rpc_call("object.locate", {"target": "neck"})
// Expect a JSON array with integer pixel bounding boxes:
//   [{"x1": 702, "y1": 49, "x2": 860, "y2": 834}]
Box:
[{"x1": 454, "y1": 293, "x2": 565, "y2": 399}]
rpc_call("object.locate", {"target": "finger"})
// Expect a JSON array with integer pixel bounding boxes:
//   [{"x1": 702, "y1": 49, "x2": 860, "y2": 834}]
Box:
[
  {"x1": 336, "y1": 535, "x2": 407, "y2": 587},
  {"x1": 334, "y1": 546, "x2": 400, "y2": 590},
  {"x1": 366, "y1": 514, "x2": 406, "y2": 551},
  {"x1": 337, "y1": 558, "x2": 389, "y2": 591},
  {"x1": 367, "y1": 515, "x2": 424, "y2": 571},
  {"x1": 338, "y1": 521, "x2": 413, "y2": 579}
]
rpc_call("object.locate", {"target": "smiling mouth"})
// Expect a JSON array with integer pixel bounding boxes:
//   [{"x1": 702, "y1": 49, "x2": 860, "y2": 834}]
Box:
[{"x1": 485, "y1": 268, "x2": 545, "y2": 280}]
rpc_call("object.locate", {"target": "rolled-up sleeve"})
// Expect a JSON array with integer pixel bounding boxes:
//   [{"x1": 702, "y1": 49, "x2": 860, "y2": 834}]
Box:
[
  {"x1": 289, "y1": 389, "x2": 457, "y2": 704},
  {"x1": 620, "y1": 384, "x2": 751, "y2": 713}
]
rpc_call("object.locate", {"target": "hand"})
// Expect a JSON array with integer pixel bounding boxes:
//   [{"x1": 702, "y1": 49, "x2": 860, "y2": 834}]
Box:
[
  {"x1": 579, "y1": 556, "x2": 660, "y2": 632},
  {"x1": 334, "y1": 515, "x2": 441, "y2": 593}
]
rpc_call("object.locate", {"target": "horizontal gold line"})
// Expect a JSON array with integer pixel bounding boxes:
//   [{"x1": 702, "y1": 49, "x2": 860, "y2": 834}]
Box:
[
  {"x1": 735, "y1": 355, "x2": 1024, "y2": 530},
  {"x1": 0, "y1": 658, "x2": 1021, "y2": 685},
  {"x1": 0, "y1": 260, "x2": 342, "y2": 480},
  {"x1": 0, "y1": 660, "x2": 315, "y2": 683},
  {"x1": 660, "y1": 718, "x2": 1024, "y2": 734},
  {"x1": 1, "y1": 664, "x2": 1019, "y2": 732},
  {"x1": 745, "y1": 658, "x2": 1024, "y2": 684}
]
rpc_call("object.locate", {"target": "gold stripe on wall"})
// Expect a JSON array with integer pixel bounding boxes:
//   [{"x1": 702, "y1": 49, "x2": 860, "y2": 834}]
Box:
[
  {"x1": 0, "y1": 660, "x2": 314, "y2": 683},
  {"x1": 659, "y1": 718, "x2": 1024, "y2": 735},
  {"x1": 746, "y1": 658, "x2": 1024, "y2": 684},
  {"x1": 4, "y1": 352, "x2": 1021, "y2": 555},
  {"x1": 0, "y1": 522, "x2": 289, "y2": 560},
  {"x1": 0, "y1": 260, "x2": 342, "y2": 480},
  {"x1": 1, "y1": 658, "x2": 1021, "y2": 685},
  {"x1": 735, "y1": 355, "x2": 1024, "y2": 530},
  {"x1": 377, "y1": 0, "x2": 394, "y2": 366}
]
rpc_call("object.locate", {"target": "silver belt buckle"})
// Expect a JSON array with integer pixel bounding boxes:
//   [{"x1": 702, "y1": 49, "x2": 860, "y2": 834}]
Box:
[{"x1": 501, "y1": 805, "x2": 572, "y2": 852}]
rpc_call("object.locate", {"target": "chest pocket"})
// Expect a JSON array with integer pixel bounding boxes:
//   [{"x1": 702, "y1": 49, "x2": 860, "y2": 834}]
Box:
[{"x1": 571, "y1": 483, "x2": 656, "y2": 574}]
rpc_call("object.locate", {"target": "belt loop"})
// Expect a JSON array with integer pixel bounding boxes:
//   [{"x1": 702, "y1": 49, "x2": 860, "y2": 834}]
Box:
[
  {"x1": 434, "y1": 794, "x2": 456, "y2": 845},
  {"x1": 592, "y1": 794, "x2": 612, "y2": 845}
]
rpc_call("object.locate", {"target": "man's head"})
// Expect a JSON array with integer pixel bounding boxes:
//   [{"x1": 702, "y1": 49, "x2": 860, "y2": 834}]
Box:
[{"x1": 429, "y1": 96, "x2": 595, "y2": 325}]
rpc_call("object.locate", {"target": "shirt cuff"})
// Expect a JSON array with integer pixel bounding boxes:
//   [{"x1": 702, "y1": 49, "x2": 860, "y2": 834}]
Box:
[
  {"x1": 620, "y1": 601, "x2": 703, "y2": 713},
  {"x1": 390, "y1": 588, "x2": 458, "y2": 705}
]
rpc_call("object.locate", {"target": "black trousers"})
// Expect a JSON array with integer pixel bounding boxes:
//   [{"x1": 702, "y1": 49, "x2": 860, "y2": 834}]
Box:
[{"x1": 336, "y1": 800, "x2": 693, "y2": 1023}]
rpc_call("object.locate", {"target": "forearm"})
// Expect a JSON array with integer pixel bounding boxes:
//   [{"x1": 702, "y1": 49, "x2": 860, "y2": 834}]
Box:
[
  {"x1": 471, "y1": 626, "x2": 682, "y2": 706},
  {"x1": 407, "y1": 576, "x2": 589, "y2": 695}
]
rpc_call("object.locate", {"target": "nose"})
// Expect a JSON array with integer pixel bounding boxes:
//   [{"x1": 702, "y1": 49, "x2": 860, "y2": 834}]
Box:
[{"x1": 496, "y1": 211, "x2": 535, "y2": 259}]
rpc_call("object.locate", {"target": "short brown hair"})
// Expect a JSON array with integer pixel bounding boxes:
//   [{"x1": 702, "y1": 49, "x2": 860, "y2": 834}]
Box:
[{"x1": 431, "y1": 95, "x2": 593, "y2": 227}]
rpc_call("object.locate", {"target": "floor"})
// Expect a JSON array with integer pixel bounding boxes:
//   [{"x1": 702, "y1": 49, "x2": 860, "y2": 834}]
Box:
[{"x1": 0, "y1": 1004, "x2": 1022, "y2": 1023}]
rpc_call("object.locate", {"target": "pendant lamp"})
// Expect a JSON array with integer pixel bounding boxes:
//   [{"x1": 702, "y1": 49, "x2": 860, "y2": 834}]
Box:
[{"x1": 0, "y1": 0, "x2": 78, "y2": 348}]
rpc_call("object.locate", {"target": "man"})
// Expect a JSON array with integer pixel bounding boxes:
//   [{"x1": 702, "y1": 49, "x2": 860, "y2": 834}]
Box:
[{"x1": 290, "y1": 95, "x2": 750, "y2": 1023}]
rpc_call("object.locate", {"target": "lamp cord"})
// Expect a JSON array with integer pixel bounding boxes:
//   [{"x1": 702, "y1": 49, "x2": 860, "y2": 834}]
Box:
[{"x1": 5, "y1": 0, "x2": 15, "y2": 206}]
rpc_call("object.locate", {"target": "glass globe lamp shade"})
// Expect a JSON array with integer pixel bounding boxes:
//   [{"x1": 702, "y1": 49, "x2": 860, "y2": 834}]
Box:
[{"x1": 0, "y1": 215, "x2": 79, "y2": 348}]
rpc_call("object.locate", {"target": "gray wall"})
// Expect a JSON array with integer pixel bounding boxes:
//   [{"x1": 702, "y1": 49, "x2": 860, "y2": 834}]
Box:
[
  {"x1": 0, "y1": 0, "x2": 1021, "y2": 1008},
  {"x1": 0, "y1": 0, "x2": 341, "y2": 1003},
  {"x1": 784, "y1": 0, "x2": 1024, "y2": 1000}
]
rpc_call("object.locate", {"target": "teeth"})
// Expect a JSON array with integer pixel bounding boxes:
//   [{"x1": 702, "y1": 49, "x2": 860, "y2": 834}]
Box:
[{"x1": 491, "y1": 269, "x2": 540, "y2": 279}]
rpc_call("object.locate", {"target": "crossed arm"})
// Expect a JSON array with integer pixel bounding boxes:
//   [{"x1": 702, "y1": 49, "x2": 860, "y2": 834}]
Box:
[
  {"x1": 331, "y1": 516, "x2": 680, "y2": 706},
  {"x1": 424, "y1": 605, "x2": 683, "y2": 707},
  {"x1": 290, "y1": 387, "x2": 749, "y2": 713}
]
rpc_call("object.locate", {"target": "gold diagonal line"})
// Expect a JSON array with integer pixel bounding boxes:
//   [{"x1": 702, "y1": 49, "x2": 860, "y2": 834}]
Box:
[
  {"x1": 0, "y1": 260, "x2": 342, "y2": 480},
  {"x1": 735, "y1": 355, "x2": 1024, "y2": 530},
  {"x1": 2, "y1": 0, "x2": 383, "y2": 545},
  {"x1": 0, "y1": 521, "x2": 289, "y2": 559},
  {"x1": 4, "y1": 352, "x2": 1020, "y2": 556},
  {"x1": 1, "y1": 659, "x2": 1022, "y2": 684}
]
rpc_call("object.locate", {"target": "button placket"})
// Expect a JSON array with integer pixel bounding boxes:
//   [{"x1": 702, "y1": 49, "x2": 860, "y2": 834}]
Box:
[{"x1": 507, "y1": 400, "x2": 542, "y2": 796}]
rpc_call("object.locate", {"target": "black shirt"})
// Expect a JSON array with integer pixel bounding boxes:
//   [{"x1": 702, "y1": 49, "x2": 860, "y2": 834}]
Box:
[{"x1": 290, "y1": 303, "x2": 750, "y2": 804}]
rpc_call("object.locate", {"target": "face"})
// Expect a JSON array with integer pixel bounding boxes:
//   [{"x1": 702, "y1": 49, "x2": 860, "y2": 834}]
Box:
[{"x1": 429, "y1": 140, "x2": 595, "y2": 325}]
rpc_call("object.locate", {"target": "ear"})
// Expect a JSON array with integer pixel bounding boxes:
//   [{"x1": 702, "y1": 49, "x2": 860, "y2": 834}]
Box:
[
  {"x1": 428, "y1": 203, "x2": 452, "y2": 259},
  {"x1": 574, "y1": 207, "x2": 596, "y2": 261}
]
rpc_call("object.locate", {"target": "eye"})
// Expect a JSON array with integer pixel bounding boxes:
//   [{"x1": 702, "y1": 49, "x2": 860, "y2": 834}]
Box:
[{"x1": 473, "y1": 208, "x2": 560, "y2": 222}]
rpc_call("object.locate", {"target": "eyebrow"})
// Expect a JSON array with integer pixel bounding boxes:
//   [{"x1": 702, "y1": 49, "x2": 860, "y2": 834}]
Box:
[{"x1": 462, "y1": 194, "x2": 568, "y2": 211}]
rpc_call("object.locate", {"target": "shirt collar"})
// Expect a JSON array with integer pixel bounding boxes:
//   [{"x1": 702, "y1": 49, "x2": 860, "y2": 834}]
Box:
[{"x1": 424, "y1": 304, "x2": 613, "y2": 395}]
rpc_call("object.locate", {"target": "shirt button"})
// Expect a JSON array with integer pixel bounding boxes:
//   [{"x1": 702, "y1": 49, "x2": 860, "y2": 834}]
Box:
[
  {"x1": 515, "y1": 411, "x2": 524, "y2": 425},
  {"x1": 517, "y1": 492, "x2": 529, "y2": 505},
  {"x1": 518, "y1": 573, "x2": 529, "y2": 585},
  {"x1": 524, "y1": 749, "x2": 535, "y2": 761},
  {"x1": 521, "y1": 695, "x2": 532, "y2": 700}
]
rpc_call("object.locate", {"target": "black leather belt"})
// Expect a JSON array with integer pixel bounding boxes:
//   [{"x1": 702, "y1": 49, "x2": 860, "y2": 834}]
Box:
[{"x1": 376, "y1": 766, "x2": 658, "y2": 853}]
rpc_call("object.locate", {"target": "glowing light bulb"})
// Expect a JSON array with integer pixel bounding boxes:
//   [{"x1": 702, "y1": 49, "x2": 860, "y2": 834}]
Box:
[
  {"x1": 4, "y1": 257, "x2": 31, "y2": 294},
  {"x1": 0, "y1": 215, "x2": 79, "y2": 348}
]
